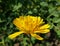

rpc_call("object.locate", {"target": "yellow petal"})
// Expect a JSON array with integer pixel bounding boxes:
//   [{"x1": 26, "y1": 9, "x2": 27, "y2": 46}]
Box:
[
  {"x1": 40, "y1": 24, "x2": 50, "y2": 29},
  {"x1": 31, "y1": 34, "x2": 43, "y2": 40},
  {"x1": 39, "y1": 19, "x2": 44, "y2": 25},
  {"x1": 13, "y1": 18, "x2": 21, "y2": 28},
  {"x1": 13, "y1": 18, "x2": 25, "y2": 31},
  {"x1": 8, "y1": 31, "x2": 24, "y2": 39},
  {"x1": 34, "y1": 29, "x2": 50, "y2": 33}
]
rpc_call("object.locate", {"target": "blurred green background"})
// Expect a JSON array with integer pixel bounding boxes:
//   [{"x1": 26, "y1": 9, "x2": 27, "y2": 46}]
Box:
[{"x1": 0, "y1": 0, "x2": 60, "y2": 46}]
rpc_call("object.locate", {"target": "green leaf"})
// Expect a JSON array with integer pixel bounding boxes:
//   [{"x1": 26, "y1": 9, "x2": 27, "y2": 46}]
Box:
[
  {"x1": 12, "y1": 3, "x2": 22, "y2": 11},
  {"x1": 57, "y1": 22, "x2": 60, "y2": 28},
  {"x1": 48, "y1": 7, "x2": 56, "y2": 14},
  {"x1": 31, "y1": 37, "x2": 35, "y2": 44},
  {"x1": 0, "y1": 0, "x2": 2, "y2": 2},
  {"x1": 28, "y1": 11, "x2": 33, "y2": 14},
  {"x1": 52, "y1": 17, "x2": 60, "y2": 23},
  {"x1": 40, "y1": 2, "x2": 48, "y2": 6},
  {"x1": 0, "y1": 19, "x2": 5, "y2": 23},
  {"x1": 56, "y1": 30, "x2": 60, "y2": 36},
  {"x1": 33, "y1": 8, "x2": 38, "y2": 13},
  {"x1": 51, "y1": 11, "x2": 59, "y2": 17}
]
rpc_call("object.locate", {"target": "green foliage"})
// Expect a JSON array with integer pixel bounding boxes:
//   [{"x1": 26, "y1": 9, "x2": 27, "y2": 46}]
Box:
[{"x1": 0, "y1": 0, "x2": 60, "y2": 46}]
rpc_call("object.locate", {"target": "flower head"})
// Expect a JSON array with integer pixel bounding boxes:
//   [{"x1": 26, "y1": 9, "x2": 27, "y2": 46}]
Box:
[{"x1": 8, "y1": 15, "x2": 50, "y2": 40}]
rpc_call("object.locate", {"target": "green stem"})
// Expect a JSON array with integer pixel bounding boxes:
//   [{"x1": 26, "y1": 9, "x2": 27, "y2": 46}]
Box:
[{"x1": 2, "y1": 37, "x2": 5, "y2": 46}]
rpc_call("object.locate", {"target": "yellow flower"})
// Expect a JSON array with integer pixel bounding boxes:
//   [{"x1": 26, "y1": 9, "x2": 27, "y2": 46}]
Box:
[{"x1": 8, "y1": 15, "x2": 50, "y2": 40}]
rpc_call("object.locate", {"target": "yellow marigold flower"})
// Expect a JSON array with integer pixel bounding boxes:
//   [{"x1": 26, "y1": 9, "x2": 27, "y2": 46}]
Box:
[{"x1": 8, "y1": 15, "x2": 50, "y2": 40}]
